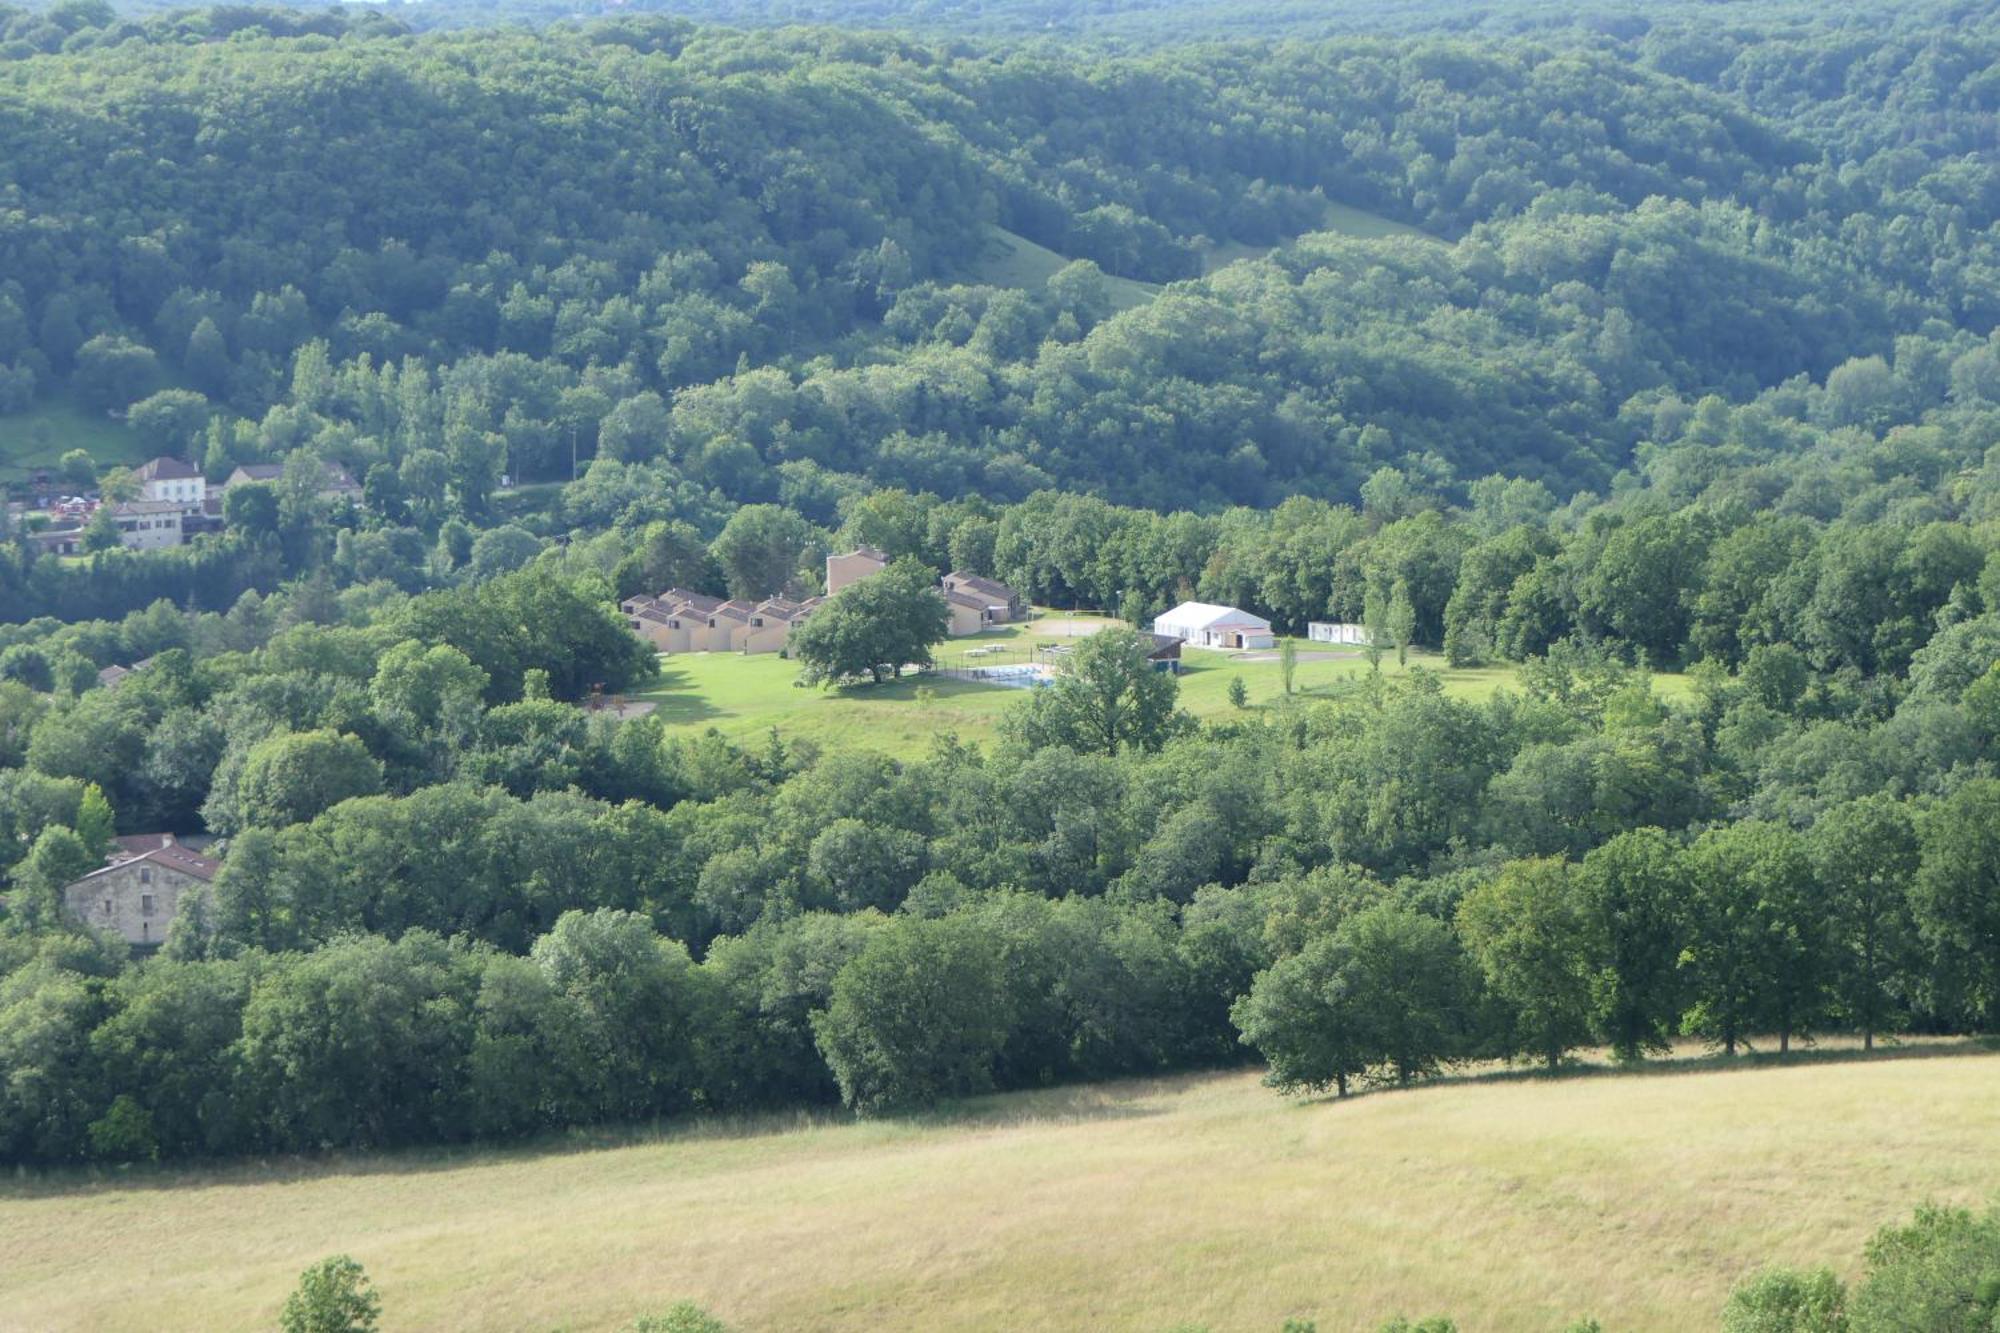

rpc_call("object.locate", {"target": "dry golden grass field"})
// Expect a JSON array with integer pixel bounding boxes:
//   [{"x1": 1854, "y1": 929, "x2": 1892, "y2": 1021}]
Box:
[{"x1": 2, "y1": 1043, "x2": 1996, "y2": 1331}]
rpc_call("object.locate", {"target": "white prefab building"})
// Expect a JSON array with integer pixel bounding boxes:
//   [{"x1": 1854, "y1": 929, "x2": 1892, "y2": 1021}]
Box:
[
  {"x1": 1152, "y1": 601, "x2": 1276, "y2": 650},
  {"x1": 1308, "y1": 622, "x2": 1372, "y2": 645}
]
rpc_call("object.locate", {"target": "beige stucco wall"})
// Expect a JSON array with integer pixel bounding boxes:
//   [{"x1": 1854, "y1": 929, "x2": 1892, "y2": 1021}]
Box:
[
  {"x1": 117, "y1": 515, "x2": 182, "y2": 550},
  {"x1": 826, "y1": 552, "x2": 886, "y2": 593},
  {"x1": 736, "y1": 621, "x2": 791, "y2": 654}
]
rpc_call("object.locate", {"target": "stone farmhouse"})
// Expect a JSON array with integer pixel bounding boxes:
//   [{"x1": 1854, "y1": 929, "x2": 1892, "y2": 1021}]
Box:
[
  {"x1": 620, "y1": 549, "x2": 1026, "y2": 655},
  {"x1": 62, "y1": 834, "x2": 220, "y2": 950}
]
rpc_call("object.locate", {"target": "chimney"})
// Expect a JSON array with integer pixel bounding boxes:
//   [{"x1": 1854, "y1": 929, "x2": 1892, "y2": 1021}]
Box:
[{"x1": 161, "y1": 833, "x2": 175, "y2": 847}]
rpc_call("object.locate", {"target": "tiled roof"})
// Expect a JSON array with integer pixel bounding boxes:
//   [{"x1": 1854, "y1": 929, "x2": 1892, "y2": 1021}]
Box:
[
  {"x1": 136, "y1": 456, "x2": 200, "y2": 482},
  {"x1": 662, "y1": 588, "x2": 724, "y2": 615},
  {"x1": 946, "y1": 571, "x2": 1017, "y2": 601},
  {"x1": 76, "y1": 840, "x2": 221, "y2": 885}
]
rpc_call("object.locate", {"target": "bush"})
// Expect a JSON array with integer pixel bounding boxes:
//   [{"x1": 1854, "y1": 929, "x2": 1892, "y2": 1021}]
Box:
[
  {"x1": 279, "y1": 1255, "x2": 379, "y2": 1333},
  {"x1": 1722, "y1": 1268, "x2": 1847, "y2": 1332},
  {"x1": 628, "y1": 1302, "x2": 728, "y2": 1333}
]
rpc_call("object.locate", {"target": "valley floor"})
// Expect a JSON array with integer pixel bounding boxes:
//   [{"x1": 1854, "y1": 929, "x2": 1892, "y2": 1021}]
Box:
[{"x1": 2, "y1": 1043, "x2": 1995, "y2": 1330}]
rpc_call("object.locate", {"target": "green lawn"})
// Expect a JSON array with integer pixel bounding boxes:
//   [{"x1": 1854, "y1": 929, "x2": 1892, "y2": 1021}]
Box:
[
  {"x1": 0, "y1": 395, "x2": 145, "y2": 487},
  {"x1": 638, "y1": 616, "x2": 1692, "y2": 759}
]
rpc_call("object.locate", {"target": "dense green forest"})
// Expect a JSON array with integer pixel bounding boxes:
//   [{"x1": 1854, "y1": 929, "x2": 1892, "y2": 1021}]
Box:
[{"x1": 2, "y1": 0, "x2": 2000, "y2": 1203}]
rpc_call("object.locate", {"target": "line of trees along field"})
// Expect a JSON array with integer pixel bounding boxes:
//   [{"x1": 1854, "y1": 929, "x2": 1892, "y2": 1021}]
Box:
[
  {"x1": 6, "y1": 610, "x2": 2000, "y2": 1160},
  {"x1": 2, "y1": 0, "x2": 2000, "y2": 1175}
]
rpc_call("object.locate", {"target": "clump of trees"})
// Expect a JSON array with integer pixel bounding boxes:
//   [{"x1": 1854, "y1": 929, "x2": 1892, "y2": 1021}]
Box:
[
  {"x1": 791, "y1": 557, "x2": 949, "y2": 686},
  {"x1": 1723, "y1": 1203, "x2": 2000, "y2": 1332}
]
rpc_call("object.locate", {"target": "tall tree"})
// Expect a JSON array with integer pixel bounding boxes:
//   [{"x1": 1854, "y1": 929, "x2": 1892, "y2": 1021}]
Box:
[
  {"x1": 791, "y1": 557, "x2": 948, "y2": 687},
  {"x1": 1002, "y1": 626, "x2": 1185, "y2": 755},
  {"x1": 1810, "y1": 796, "x2": 1919, "y2": 1050},
  {"x1": 1457, "y1": 857, "x2": 1596, "y2": 1071}
]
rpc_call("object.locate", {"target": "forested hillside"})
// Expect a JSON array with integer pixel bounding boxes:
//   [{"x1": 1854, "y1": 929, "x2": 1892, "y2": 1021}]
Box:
[
  {"x1": 0, "y1": 1, "x2": 1991, "y2": 529},
  {"x1": 3, "y1": 0, "x2": 2000, "y2": 1224}
]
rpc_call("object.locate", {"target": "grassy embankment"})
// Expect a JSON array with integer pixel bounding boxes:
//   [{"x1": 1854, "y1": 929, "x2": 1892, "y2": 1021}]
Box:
[
  {"x1": 0, "y1": 395, "x2": 145, "y2": 488},
  {"x1": 978, "y1": 199, "x2": 1438, "y2": 305},
  {"x1": 2, "y1": 1042, "x2": 1994, "y2": 1331},
  {"x1": 636, "y1": 613, "x2": 1691, "y2": 759}
]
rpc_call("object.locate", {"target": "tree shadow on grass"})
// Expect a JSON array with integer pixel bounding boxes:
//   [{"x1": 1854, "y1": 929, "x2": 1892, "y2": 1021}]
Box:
[
  {"x1": 631, "y1": 658, "x2": 725, "y2": 725},
  {"x1": 0, "y1": 1069, "x2": 1187, "y2": 1201},
  {"x1": 1294, "y1": 1035, "x2": 2000, "y2": 1109}
]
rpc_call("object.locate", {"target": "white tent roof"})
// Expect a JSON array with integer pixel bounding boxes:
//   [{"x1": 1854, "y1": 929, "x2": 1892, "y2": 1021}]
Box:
[{"x1": 1154, "y1": 601, "x2": 1272, "y2": 631}]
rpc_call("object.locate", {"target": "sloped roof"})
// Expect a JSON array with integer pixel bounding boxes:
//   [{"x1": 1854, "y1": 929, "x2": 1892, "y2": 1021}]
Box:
[
  {"x1": 72, "y1": 842, "x2": 221, "y2": 886},
  {"x1": 1154, "y1": 601, "x2": 1273, "y2": 631},
  {"x1": 834, "y1": 546, "x2": 889, "y2": 563},
  {"x1": 136, "y1": 456, "x2": 200, "y2": 482},
  {"x1": 662, "y1": 588, "x2": 724, "y2": 616},
  {"x1": 946, "y1": 571, "x2": 1017, "y2": 602}
]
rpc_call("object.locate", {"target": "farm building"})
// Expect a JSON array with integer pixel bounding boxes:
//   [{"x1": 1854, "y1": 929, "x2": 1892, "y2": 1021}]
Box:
[
  {"x1": 1152, "y1": 602, "x2": 1275, "y2": 650},
  {"x1": 62, "y1": 834, "x2": 220, "y2": 950},
  {"x1": 1308, "y1": 622, "x2": 1372, "y2": 645}
]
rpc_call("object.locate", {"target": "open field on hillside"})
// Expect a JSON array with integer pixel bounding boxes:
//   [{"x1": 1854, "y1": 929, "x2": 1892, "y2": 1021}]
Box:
[
  {"x1": 637, "y1": 614, "x2": 1691, "y2": 758},
  {"x1": 970, "y1": 224, "x2": 1161, "y2": 311},
  {"x1": 0, "y1": 395, "x2": 144, "y2": 486},
  {"x1": 1203, "y1": 200, "x2": 1443, "y2": 273},
  {"x1": 4, "y1": 1044, "x2": 1994, "y2": 1331}
]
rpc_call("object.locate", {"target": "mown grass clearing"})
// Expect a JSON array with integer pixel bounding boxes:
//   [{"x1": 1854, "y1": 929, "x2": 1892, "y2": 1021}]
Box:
[
  {"x1": 0, "y1": 395, "x2": 144, "y2": 487},
  {"x1": 638, "y1": 614, "x2": 1691, "y2": 759},
  {"x1": 1204, "y1": 200, "x2": 1443, "y2": 273},
  {"x1": 970, "y1": 224, "x2": 1161, "y2": 311},
  {"x1": 3, "y1": 1044, "x2": 1993, "y2": 1331}
]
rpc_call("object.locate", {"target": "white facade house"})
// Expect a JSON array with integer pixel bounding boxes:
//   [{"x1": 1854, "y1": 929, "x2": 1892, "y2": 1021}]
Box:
[
  {"x1": 1308, "y1": 622, "x2": 1373, "y2": 645},
  {"x1": 135, "y1": 456, "x2": 206, "y2": 510},
  {"x1": 1152, "y1": 601, "x2": 1276, "y2": 650}
]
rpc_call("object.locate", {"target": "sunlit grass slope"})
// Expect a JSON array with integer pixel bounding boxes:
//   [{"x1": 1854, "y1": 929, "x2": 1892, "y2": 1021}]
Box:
[
  {"x1": 0, "y1": 395, "x2": 144, "y2": 485},
  {"x1": 3, "y1": 1047, "x2": 1995, "y2": 1331},
  {"x1": 970, "y1": 223, "x2": 1162, "y2": 310}
]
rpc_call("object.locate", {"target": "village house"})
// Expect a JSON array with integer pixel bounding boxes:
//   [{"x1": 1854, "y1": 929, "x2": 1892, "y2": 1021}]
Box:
[
  {"x1": 24, "y1": 525, "x2": 84, "y2": 557},
  {"x1": 827, "y1": 549, "x2": 1027, "y2": 638},
  {"x1": 222, "y1": 459, "x2": 364, "y2": 502},
  {"x1": 1152, "y1": 601, "x2": 1276, "y2": 650},
  {"x1": 620, "y1": 551, "x2": 1023, "y2": 656},
  {"x1": 825, "y1": 545, "x2": 888, "y2": 593},
  {"x1": 134, "y1": 455, "x2": 207, "y2": 511},
  {"x1": 109, "y1": 499, "x2": 185, "y2": 550},
  {"x1": 62, "y1": 834, "x2": 220, "y2": 950},
  {"x1": 939, "y1": 571, "x2": 1026, "y2": 635}
]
